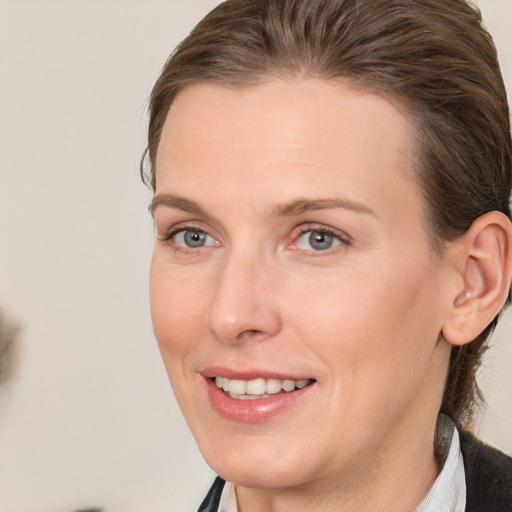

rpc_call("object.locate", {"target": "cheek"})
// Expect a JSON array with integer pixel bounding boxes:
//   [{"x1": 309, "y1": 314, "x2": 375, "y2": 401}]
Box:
[
  {"x1": 285, "y1": 262, "x2": 441, "y2": 393},
  {"x1": 149, "y1": 261, "x2": 208, "y2": 363},
  {"x1": 149, "y1": 263, "x2": 213, "y2": 417}
]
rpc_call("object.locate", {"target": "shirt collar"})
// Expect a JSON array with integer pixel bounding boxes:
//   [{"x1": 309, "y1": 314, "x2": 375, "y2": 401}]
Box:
[
  {"x1": 416, "y1": 416, "x2": 466, "y2": 512},
  {"x1": 218, "y1": 479, "x2": 238, "y2": 512}
]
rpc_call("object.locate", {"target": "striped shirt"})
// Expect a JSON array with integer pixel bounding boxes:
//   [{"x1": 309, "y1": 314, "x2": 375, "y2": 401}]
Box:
[{"x1": 417, "y1": 419, "x2": 466, "y2": 512}]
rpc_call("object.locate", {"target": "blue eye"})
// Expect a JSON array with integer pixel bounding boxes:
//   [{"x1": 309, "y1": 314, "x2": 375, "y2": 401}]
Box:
[
  {"x1": 173, "y1": 229, "x2": 216, "y2": 248},
  {"x1": 296, "y1": 230, "x2": 343, "y2": 251}
]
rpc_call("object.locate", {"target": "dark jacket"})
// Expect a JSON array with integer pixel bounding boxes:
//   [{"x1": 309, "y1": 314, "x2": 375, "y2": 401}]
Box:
[
  {"x1": 459, "y1": 430, "x2": 512, "y2": 511},
  {"x1": 198, "y1": 431, "x2": 512, "y2": 511}
]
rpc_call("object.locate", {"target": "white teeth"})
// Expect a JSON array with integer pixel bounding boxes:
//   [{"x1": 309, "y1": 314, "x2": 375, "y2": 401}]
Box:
[
  {"x1": 246, "y1": 378, "x2": 266, "y2": 395},
  {"x1": 237, "y1": 394, "x2": 263, "y2": 400},
  {"x1": 265, "y1": 378, "x2": 282, "y2": 394},
  {"x1": 282, "y1": 379, "x2": 295, "y2": 392},
  {"x1": 215, "y1": 376, "x2": 313, "y2": 398},
  {"x1": 228, "y1": 379, "x2": 246, "y2": 395}
]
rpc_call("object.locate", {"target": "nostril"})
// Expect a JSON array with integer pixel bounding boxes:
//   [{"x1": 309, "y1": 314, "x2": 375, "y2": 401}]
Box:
[
  {"x1": 244, "y1": 329, "x2": 262, "y2": 336},
  {"x1": 237, "y1": 329, "x2": 265, "y2": 342}
]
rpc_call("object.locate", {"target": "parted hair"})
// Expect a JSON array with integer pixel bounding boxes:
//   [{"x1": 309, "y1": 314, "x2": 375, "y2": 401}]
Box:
[{"x1": 142, "y1": 0, "x2": 512, "y2": 428}]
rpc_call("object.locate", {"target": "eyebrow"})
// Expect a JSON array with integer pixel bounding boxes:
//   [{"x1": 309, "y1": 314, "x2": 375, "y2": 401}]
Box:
[
  {"x1": 272, "y1": 198, "x2": 377, "y2": 217},
  {"x1": 149, "y1": 194, "x2": 208, "y2": 217},
  {"x1": 149, "y1": 194, "x2": 376, "y2": 218}
]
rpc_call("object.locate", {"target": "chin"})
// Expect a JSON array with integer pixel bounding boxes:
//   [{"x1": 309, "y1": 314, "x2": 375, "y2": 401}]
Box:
[
  {"x1": 212, "y1": 460, "x2": 306, "y2": 489},
  {"x1": 199, "y1": 436, "x2": 311, "y2": 488}
]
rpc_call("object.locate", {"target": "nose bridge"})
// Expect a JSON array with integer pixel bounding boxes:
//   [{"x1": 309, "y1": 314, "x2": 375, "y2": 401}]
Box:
[{"x1": 206, "y1": 245, "x2": 281, "y2": 344}]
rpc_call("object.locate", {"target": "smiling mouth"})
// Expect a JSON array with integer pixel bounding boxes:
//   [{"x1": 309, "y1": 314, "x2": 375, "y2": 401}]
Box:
[{"x1": 214, "y1": 376, "x2": 315, "y2": 400}]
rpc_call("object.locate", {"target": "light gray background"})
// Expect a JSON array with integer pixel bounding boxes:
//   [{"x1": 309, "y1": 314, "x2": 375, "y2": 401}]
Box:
[{"x1": 0, "y1": 1, "x2": 510, "y2": 511}]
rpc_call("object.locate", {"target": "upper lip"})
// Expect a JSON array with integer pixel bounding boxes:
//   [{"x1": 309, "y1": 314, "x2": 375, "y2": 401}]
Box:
[{"x1": 201, "y1": 366, "x2": 314, "y2": 381}]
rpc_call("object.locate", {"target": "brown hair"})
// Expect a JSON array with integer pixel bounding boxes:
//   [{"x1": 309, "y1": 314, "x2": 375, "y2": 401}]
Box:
[{"x1": 141, "y1": 0, "x2": 512, "y2": 427}]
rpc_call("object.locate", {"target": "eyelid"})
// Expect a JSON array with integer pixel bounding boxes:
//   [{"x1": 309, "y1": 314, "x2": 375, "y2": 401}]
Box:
[
  {"x1": 157, "y1": 220, "x2": 209, "y2": 240},
  {"x1": 157, "y1": 221, "x2": 221, "y2": 252},
  {"x1": 288, "y1": 223, "x2": 352, "y2": 253}
]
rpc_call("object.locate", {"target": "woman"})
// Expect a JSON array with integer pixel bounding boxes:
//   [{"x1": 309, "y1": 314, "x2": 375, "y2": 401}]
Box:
[{"x1": 142, "y1": 0, "x2": 512, "y2": 510}]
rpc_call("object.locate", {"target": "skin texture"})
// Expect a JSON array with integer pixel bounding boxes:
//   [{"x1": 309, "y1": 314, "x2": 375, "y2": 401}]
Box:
[{"x1": 149, "y1": 79, "x2": 510, "y2": 511}]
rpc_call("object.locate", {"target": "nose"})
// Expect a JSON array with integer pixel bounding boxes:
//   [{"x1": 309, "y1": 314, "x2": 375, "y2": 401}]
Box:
[{"x1": 206, "y1": 254, "x2": 282, "y2": 345}]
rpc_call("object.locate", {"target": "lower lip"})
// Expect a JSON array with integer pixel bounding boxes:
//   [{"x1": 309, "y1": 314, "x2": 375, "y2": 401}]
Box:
[{"x1": 205, "y1": 378, "x2": 315, "y2": 422}]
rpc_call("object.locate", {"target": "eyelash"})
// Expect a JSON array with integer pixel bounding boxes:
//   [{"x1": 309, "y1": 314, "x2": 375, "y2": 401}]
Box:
[
  {"x1": 158, "y1": 224, "x2": 352, "y2": 255},
  {"x1": 159, "y1": 226, "x2": 195, "y2": 243},
  {"x1": 293, "y1": 225, "x2": 352, "y2": 254},
  {"x1": 158, "y1": 224, "x2": 216, "y2": 252}
]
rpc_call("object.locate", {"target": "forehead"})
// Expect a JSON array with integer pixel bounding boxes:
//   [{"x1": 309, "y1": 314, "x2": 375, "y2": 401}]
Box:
[
  {"x1": 159, "y1": 78, "x2": 413, "y2": 162},
  {"x1": 155, "y1": 79, "x2": 424, "y2": 231}
]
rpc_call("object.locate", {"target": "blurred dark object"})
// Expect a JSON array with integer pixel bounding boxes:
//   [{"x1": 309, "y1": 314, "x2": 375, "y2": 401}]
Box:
[
  {"x1": 74, "y1": 508, "x2": 104, "y2": 512},
  {"x1": 0, "y1": 305, "x2": 20, "y2": 384}
]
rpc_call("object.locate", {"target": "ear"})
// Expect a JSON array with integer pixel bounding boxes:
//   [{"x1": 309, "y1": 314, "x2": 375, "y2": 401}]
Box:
[{"x1": 442, "y1": 211, "x2": 512, "y2": 346}]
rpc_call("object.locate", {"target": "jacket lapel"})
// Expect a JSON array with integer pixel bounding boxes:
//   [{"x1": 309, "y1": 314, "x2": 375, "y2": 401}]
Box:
[{"x1": 197, "y1": 477, "x2": 226, "y2": 512}]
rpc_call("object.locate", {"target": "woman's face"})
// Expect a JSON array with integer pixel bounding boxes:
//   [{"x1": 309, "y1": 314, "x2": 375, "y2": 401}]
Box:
[{"x1": 150, "y1": 79, "x2": 453, "y2": 490}]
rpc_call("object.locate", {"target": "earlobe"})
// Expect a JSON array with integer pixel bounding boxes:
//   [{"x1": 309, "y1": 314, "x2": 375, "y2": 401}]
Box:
[{"x1": 442, "y1": 211, "x2": 512, "y2": 346}]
